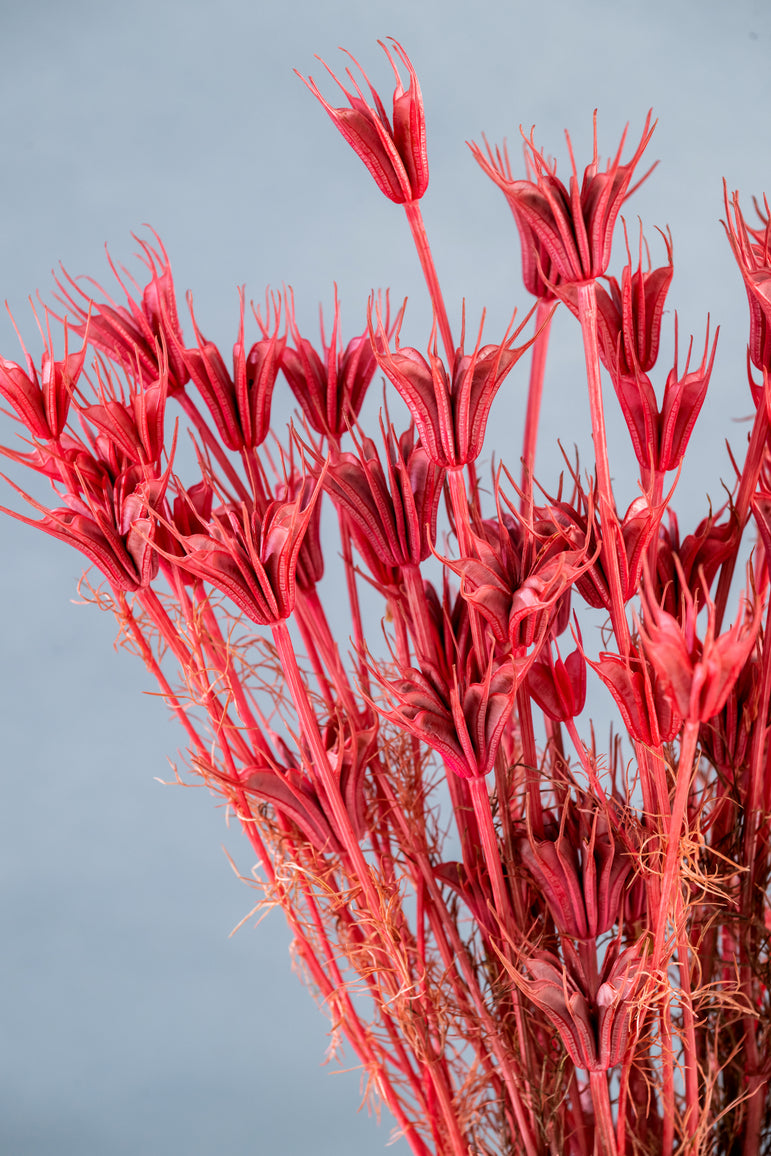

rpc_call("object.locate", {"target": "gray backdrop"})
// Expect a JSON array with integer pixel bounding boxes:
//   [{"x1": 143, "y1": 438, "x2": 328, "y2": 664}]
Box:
[{"x1": 1, "y1": 0, "x2": 770, "y2": 1152}]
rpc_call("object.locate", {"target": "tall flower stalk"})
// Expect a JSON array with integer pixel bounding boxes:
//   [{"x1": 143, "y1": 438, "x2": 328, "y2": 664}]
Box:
[{"x1": 3, "y1": 38, "x2": 771, "y2": 1155}]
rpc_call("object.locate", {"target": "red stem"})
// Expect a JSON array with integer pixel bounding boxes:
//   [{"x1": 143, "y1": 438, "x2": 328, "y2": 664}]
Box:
[
  {"x1": 652, "y1": 720, "x2": 699, "y2": 970},
  {"x1": 589, "y1": 1070, "x2": 618, "y2": 1156},
  {"x1": 520, "y1": 298, "x2": 554, "y2": 507},
  {"x1": 714, "y1": 394, "x2": 769, "y2": 633},
  {"x1": 576, "y1": 281, "x2": 630, "y2": 653},
  {"x1": 403, "y1": 199, "x2": 455, "y2": 369}
]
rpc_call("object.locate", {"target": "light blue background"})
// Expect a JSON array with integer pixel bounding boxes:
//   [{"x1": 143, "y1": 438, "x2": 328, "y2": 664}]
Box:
[{"x1": 1, "y1": 0, "x2": 770, "y2": 1152}]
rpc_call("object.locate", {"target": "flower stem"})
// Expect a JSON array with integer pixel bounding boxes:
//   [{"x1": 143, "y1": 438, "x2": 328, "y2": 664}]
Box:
[
  {"x1": 589, "y1": 1070, "x2": 618, "y2": 1156},
  {"x1": 403, "y1": 199, "x2": 454, "y2": 369},
  {"x1": 520, "y1": 298, "x2": 553, "y2": 508},
  {"x1": 576, "y1": 281, "x2": 630, "y2": 652},
  {"x1": 713, "y1": 394, "x2": 768, "y2": 633},
  {"x1": 652, "y1": 719, "x2": 699, "y2": 970}
]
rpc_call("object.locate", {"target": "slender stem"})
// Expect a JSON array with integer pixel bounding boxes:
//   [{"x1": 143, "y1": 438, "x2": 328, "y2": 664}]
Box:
[
  {"x1": 520, "y1": 298, "x2": 554, "y2": 508},
  {"x1": 673, "y1": 893, "x2": 699, "y2": 1140},
  {"x1": 467, "y1": 775, "x2": 511, "y2": 933},
  {"x1": 517, "y1": 684, "x2": 543, "y2": 837},
  {"x1": 659, "y1": 994, "x2": 675, "y2": 1156},
  {"x1": 446, "y1": 465, "x2": 473, "y2": 555},
  {"x1": 402, "y1": 562, "x2": 434, "y2": 661},
  {"x1": 652, "y1": 720, "x2": 699, "y2": 971},
  {"x1": 403, "y1": 199, "x2": 454, "y2": 369},
  {"x1": 589, "y1": 1070, "x2": 618, "y2": 1156},
  {"x1": 292, "y1": 600, "x2": 337, "y2": 712},
  {"x1": 644, "y1": 469, "x2": 665, "y2": 581},
  {"x1": 742, "y1": 1074, "x2": 768, "y2": 1156},
  {"x1": 446, "y1": 466, "x2": 487, "y2": 662},
  {"x1": 567, "y1": 1068, "x2": 592, "y2": 1156},
  {"x1": 648, "y1": 720, "x2": 701, "y2": 1147},
  {"x1": 336, "y1": 508, "x2": 371, "y2": 694},
  {"x1": 576, "y1": 281, "x2": 630, "y2": 652},
  {"x1": 190, "y1": 581, "x2": 267, "y2": 744},
  {"x1": 271, "y1": 619, "x2": 479, "y2": 1151},
  {"x1": 296, "y1": 584, "x2": 358, "y2": 714},
  {"x1": 271, "y1": 620, "x2": 400, "y2": 938},
  {"x1": 714, "y1": 396, "x2": 768, "y2": 633},
  {"x1": 245, "y1": 822, "x2": 433, "y2": 1156},
  {"x1": 738, "y1": 590, "x2": 771, "y2": 1154},
  {"x1": 372, "y1": 768, "x2": 539, "y2": 1155},
  {"x1": 139, "y1": 585, "x2": 197, "y2": 670},
  {"x1": 138, "y1": 585, "x2": 256, "y2": 768}
]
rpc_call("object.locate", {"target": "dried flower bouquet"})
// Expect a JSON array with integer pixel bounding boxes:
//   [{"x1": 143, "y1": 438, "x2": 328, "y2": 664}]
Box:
[{"x1": 3, "y1": 37, "x2": 771, "y2": 1156}]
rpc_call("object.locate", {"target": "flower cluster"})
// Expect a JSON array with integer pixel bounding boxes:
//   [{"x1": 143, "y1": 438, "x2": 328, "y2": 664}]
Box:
[{"x1": 3, "y1": 38, "x2": 771, "y2": 1156}]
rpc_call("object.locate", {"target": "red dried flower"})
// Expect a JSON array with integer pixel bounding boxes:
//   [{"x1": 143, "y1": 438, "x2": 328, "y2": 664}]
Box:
[
  {"x1": 526, "y1": 631, "x2": 586, "y2": 722},
  {"x1": 518, "y1": 939, "x2": 645, "y2": 1072},
  {"x1": 170, "y1": 482, "x2": 323, "y2": 626},
  {"x1": 445, "y1": 510, "x2": 585, "y2": 651},
  {"x1": 470, "y1": 112, "x2": 656, "y2": 287},
  {"x1": 653, "y1": 508, "x2": 737, "y2": 619},
  {"x1": 321, "y1": 421, "x2": 443, "y2": 584},
  {"x1": 281, "y1": 287, "x2": 385, "y2": 442},
  {"x1": 76, "y1": 357, "x2": 170, "y2": 466},
  {"x1": 468, "y1": 136, "x2": 564, "y2": 300},
  {"x1": 241, "y1": 759, "x2": 339, "y2": 854},
  {"x1": 541, "y1": 484, "x2": 663, "y2": 610},
  {"x1": 298, "y1": 39, "x2": 428, "y2": 204},
  {"x1": 54, "y1": 230, "x2": 189, "y2": 392},
  {"x1": 590, "y1": 643, "x2": 682, "y2": 747},
  {"x1": 699, "y1": 650, "x2": 759, "y2": 780},
  {"x1": 0, "y1": 309, "x2": 86, "y2": 441},
  {"x1": 0, "y1": 463, "x2": 164, "y2": 591},
  {"x1": 638, "y1": 565, "x2": 760, "y2": 723},
  {"x1": 154, "y1": 479, "x2": 214, "y2": 583},
  {"x1": 276, "y1": 472, "x2": 325, "y2": 593},
  {"x1": 519, "y1": 803, "x2": 633, "y2": 940},
  {"x1": 179, "y1": 290, "x2": 284, "y2": 451},
  {"x1": 722, "y1": 183, "x2": 771, "y2": 376},
  {"x1": 369, "y1": 303, "x2": 536, "y2": 468},
  {"x1": 656, "y1": 317, "x2": 718, "y2": 473},
  {"x1": 376, "y1": 654, "x2": 515, "y2": 780}
]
